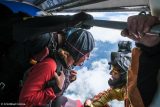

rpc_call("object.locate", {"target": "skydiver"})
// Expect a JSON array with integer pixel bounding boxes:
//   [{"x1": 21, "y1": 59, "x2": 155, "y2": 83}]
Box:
[
  {"x1": 84, "y1": 41, "x2": 132, "y2": 107},
  {"x1": 121, "y1": 0, "x2": 160, "y2": 106},
  {"x1": 0, "y1": 4, "x2": 94, "y2": 104},
  {"x1": 19, "y1": 28, "x2": 95, "y2": 107}
]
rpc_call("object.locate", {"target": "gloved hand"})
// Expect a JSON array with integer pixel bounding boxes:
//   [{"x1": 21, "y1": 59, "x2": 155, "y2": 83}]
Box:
[
  {"x1": 70, "y1": 12, "x2": 94, "y2": 29},
  {"x1": 44, "y1": 71, "x2": 65, "y2": 93}
]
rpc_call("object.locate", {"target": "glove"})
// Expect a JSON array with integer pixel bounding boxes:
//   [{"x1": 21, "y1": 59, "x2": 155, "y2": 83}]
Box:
[
  {"x1": 70, "y1": 12, "x2": 94, "y2": 29},
  {"x1": 44, "y1": 78, "x2": 62, "y2": 93},
  {"x1": 44, "y1": 71, "x2": 65, "y2": 93}
]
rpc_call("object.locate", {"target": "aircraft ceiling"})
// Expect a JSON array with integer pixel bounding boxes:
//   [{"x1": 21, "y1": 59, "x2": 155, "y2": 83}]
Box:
[{"x1": 9, "y1": 0, "x2": 150, "y2": 12}]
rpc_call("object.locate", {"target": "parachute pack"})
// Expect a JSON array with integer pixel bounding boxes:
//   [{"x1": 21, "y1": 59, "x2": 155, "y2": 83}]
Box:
[
  {"x1": 0, "y1": 3, "x2": 56, "y2": 102},
  {"x1": 0, "y1": 2, "x2": 91, "y2": 102}
]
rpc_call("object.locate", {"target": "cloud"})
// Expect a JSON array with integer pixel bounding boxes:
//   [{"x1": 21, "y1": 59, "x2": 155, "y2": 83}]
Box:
[
  {"x1": 90, "y1": 12, "x2": 138, "y2": 21},
  {"x1": 87, "y1": 12, "x2": 138, "y2": 43},
  {"x1": 88, "y1": 26, "x2": 131, "y2": 43},
  {"x1": 64, "y1": 59, "x2": 124, "y2": 106},
  {"x1": 64, "y1": 59, "x2": 109, "y2": 101},
  {"x1": 65, "y1": 59, "x2": 124, "y2": 107}
]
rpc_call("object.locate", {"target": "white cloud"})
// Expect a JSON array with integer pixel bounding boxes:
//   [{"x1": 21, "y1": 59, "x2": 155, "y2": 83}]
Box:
[
  {"x1": 64, "y1": 59, "x2": 124, "y2": 106},
  {"x1": 87, "y1": 12, "x2": 138, "y2": 43},
  {"x1": 88, "y1": 26, "x2": 131, "y2": 43},
  {"x1": 88, "y1": 12, "x2": 107, "y2": 19},
  {"x1": 64, "y1": 59, "x2": 109, "y2": 101},
  {"x1": 104, "y1": 12, "x2": 138, "y2": 21},
  {"x1": 90, "y1": 12, "x2": 138, "y2": 20}
]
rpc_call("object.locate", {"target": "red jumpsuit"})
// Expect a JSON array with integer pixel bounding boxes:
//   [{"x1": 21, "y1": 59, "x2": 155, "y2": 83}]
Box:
[{"x1": 19, "y1": 58, "x2": 57, "y2": 106}]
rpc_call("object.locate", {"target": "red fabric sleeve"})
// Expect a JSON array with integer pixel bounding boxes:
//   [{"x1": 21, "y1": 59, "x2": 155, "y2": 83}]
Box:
[
  {"x1": 76, "y1": 100, "x2": 84, "y2": 107},
  {"x1": 19, "y1": 58, "x2": 57, "y2": 107}
]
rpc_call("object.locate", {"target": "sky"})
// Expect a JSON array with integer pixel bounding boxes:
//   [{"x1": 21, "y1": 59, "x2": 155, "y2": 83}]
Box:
[{"x1": 56, "y1": 12, "x2": 139, "y2": 107}]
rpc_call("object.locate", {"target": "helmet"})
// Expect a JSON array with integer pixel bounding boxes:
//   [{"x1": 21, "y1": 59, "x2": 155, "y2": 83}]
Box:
[
  {"x1": 108, "y1": 52, "x2": 131, "y2": 73},
  {"x1": 64, "y1": 28, "x2": 95, "y2": 61},
  {"x1": 108, "y1": 51, "x2": 131, "y2": 88}
]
